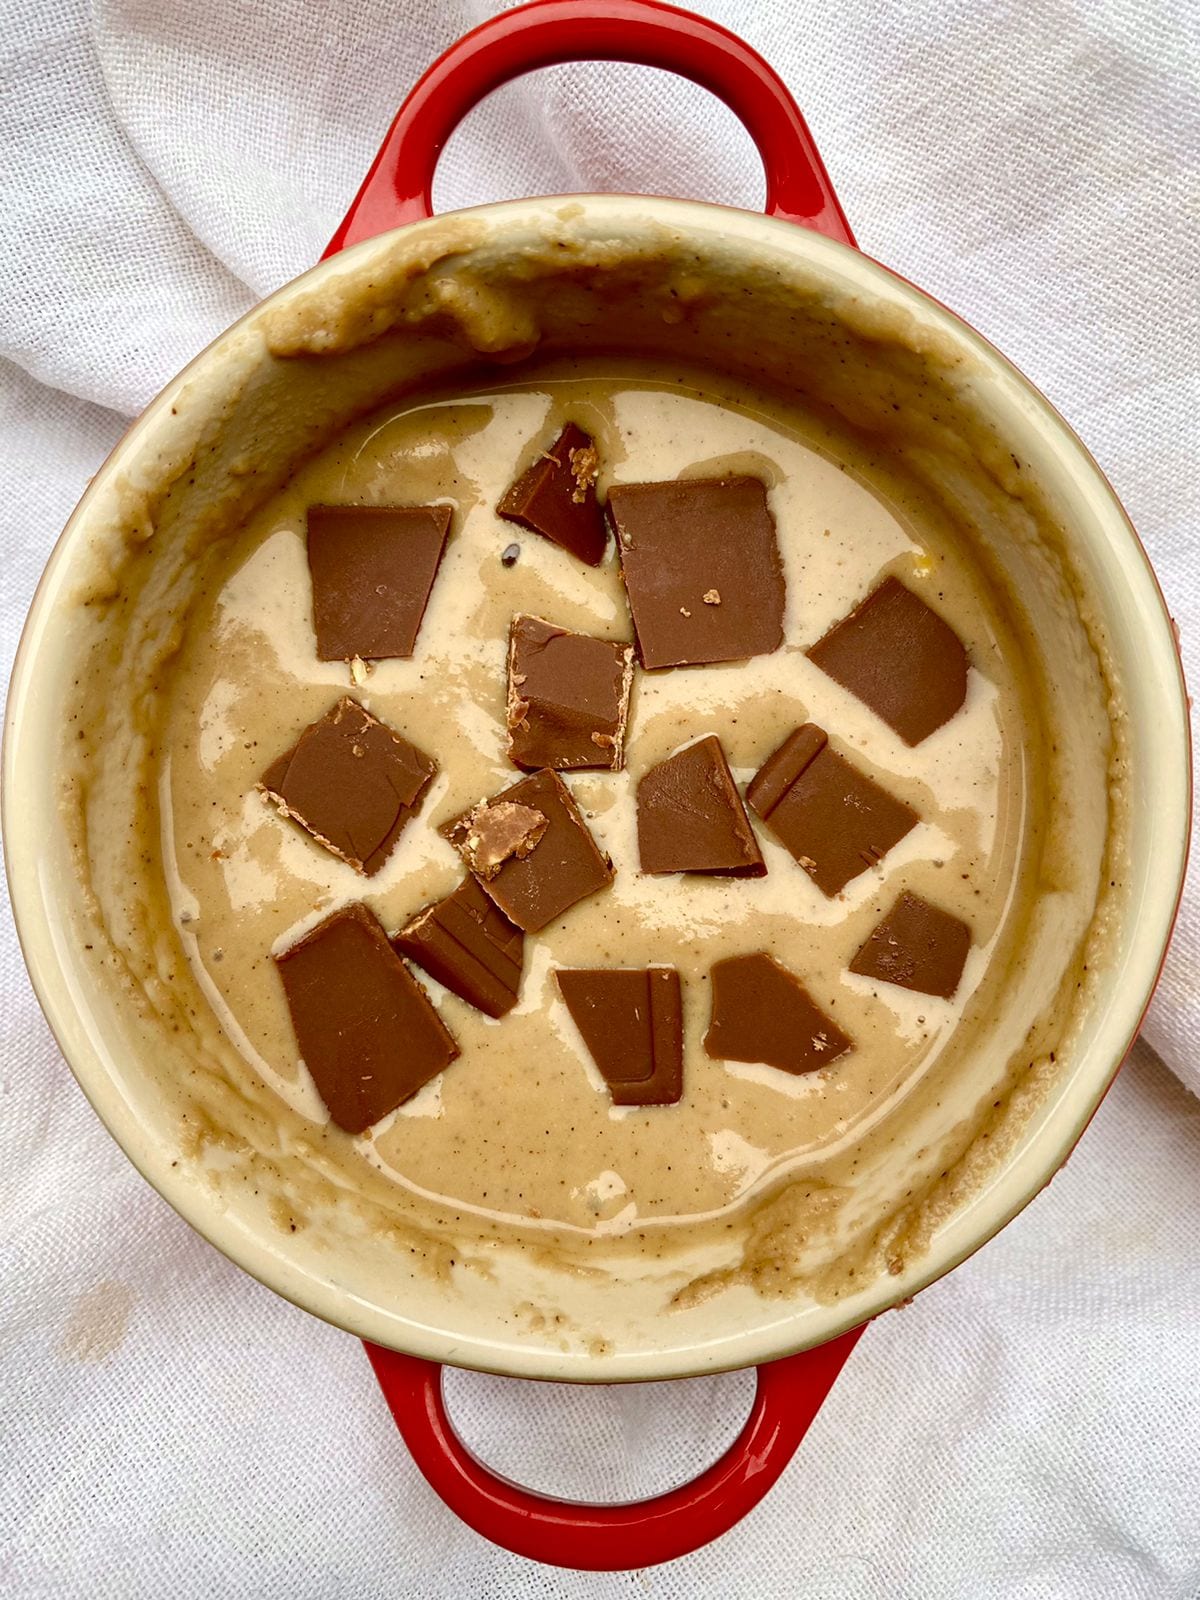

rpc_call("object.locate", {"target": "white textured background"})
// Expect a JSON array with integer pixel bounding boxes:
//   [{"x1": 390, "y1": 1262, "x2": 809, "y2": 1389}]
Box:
[{"x1": 1, "y1": 1, "x2": 1198, "y2": 1594}]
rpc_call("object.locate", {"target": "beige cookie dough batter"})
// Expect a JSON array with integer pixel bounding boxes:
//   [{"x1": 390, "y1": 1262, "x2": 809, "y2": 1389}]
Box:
[{"x1": 158, "y1": 357, "x2": 1072, "y2": 1246}]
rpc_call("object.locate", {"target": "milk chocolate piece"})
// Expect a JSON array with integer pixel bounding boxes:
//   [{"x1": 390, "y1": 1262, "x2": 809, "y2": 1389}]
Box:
[
  {"x1": 451, "y1": 800, "x2": 548, "y2": 880},
  {"x1": 444, "y1": 769, "x2": 613, "y2": 932},
  {"x1": 849, "y1": 891, "x2": 971, "y2": 999},
  {"x1": 392, "y1": 875, "x2": 525, "y2": 1018},
  {"x1": 606, "y1": 477, "x2": 785, "y2": 669},
  {"x1": 275, "y1": 902, "x2": 458, "y2": 1134},
  {"x1": 306, "y1": 503, "x2": 452, "y2": 661},
  {"x1": 260, "y1": 697, "x2": 436, "y2": 877},
  {"x1": 746, "y1": 723, "x2": 917, "y2": 896},
  {"x1": 507, "y1": 614, "x2": 634, "y2": 772},
  {"x1": 637, "y1": 735, "x2": 765, "y2": 877},
  {"x1": 704, "y1": 953, "x2": 851, "y2": 1075},
  {"x1": 556, "y1": 967, "x2": 683, "y2": 1106},
  {"x1": 807, "y1": 576, "x2": 969, "y2": 745},
  {"x1": 497, "y1": 423, "x2": 607, "y2": 565}
]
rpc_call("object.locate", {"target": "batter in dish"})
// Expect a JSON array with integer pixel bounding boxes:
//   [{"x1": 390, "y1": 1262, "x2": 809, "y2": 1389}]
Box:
[{"x1": 157, "y1": 356, "x2": 1066, "y2": 1243}]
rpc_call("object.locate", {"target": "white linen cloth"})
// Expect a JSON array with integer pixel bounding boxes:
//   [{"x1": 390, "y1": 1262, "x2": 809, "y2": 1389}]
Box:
[{"x1": 1, "y1": 1, "x2": 1198, "y2": 1593}]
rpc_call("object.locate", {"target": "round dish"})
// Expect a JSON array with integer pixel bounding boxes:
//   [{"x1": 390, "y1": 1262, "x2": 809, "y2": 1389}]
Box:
[
  {"x1": 7, "y1": 188, "x2": 1187, "y2": 1375},
  {"x1": 5, "y1": 0, "x2": 1189, "y2": 1569}
]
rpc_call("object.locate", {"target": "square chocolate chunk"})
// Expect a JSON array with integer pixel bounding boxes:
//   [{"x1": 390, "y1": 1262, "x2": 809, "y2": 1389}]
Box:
[
  {"x1": 704, "y1": 952, "x2": 850, "y2": 1075},
  {"x1": 556, "y1": 967, "x2": 683, "y2": 1106},
  {"x1": 807, "y1": 575, "x2": 969, "y2": 745},
  {"x1": 306, "y1": 503, "x2": 452, "y2": 661},
  {"x1": 392, "y1": 875, "x2": 525, "y2": 1019},
  {"x1": 849, "y1": 891, "x2": 971, "y2": 999},
  {"x1": 275, "y1": 902, "x2": 458, "y2": 1134},
  {"x1": 606, "y1": 477, "x2": 785, "y2": 669},
  {"x1": 746, "y1": 723, "x2": 917, "y2": 896},
  {"x1": 497, "y1": 423, "x2": 607, "y2": 566},
  {"x1": 260, "y1": 696, "x2": 435, "y2": 877},
  {"x1": 443, "y1": 769, "x2": 613, "y2": 933},
  {"x1": 507, "y1": 614, "x2": 634, "y2": 772},
  {"x1": 637, "y1": 735, "x2": 765, "y2": 876}
]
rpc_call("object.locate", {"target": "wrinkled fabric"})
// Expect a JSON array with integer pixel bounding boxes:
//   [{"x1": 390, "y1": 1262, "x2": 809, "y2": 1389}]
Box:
[{"x1": 1, "y1": 1, "x2": 1197, "y2": 1593}]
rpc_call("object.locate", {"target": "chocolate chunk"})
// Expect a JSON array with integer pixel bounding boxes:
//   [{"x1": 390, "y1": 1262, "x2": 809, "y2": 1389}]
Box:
[
  {"x1": 275, "y1": 902, "x2": 458, "y2": 1133},
  {"x1": 444, "y1": 769, "x2": 613, "y2": 932},
  {"x1": 450, "y1": 799, "x2": 548, "y2": 880},
  {"x1": 306, "y1": 503, "x2": 452, "y2": 661},
  {"x1": 637, "y1": 735, "x2": 765, "y2": 877},
  {"x1": 746, "y1": 723, "x2": 917, "y2": 896},
  {"x1": 392, "y1": 875, "x2": 525, "y2": 1018},
  {"x1": 807, "y1": 576, "x2": 969, "y2": 745},
  {"x1": 606, "y1": 477, "x2": 785, "y2": 669},
  {"x1": 507, "y1": 613, "x2": 634, "y2": 772},
  {"x1": 260, "y1": 697, "x2": 436, "y2": 877},
  {"x1": 849, "y1": 891, "x2": 971, "y2": 999},
  {"x1": 556, "y1": 967, "x2": 683, "y2": 1106},
  {"x1": 497, "y1": 423, "x2": 607, "y2": 566},
  {"x1": 704, "y1": 952, "x2": 850, "y2": 1075}
]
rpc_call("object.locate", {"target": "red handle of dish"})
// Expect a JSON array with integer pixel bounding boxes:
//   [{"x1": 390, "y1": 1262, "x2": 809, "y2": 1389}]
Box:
[
  {"x1": 364, "y1": 1325, "x2": 864, "y2": 1571},
  {"x1": 324, "y1": 0, "x2": 855, "y2": 256}
]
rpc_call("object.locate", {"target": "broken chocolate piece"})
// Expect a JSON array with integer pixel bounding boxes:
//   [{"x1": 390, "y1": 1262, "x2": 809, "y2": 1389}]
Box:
[
  {"x1": 444, "y1": 769, "x2": 613, "y2": 933},
  {"x1": 704, "y1": 952, "x2": 850, "y2": 1075},
  {"x1": 275, "y1": 902, "x2": 458, "y2": 1134},
  {"x1": 260, "y1": 697, "x2": 436, "y2": 877},
  {"x1": 392, "y1": 875, "x2": 525, "y2": 1018},
  {"x1": 450, "y1": 799, "x2": 548, "y2": 880},
  {"x1": 849, "y1": 891, "x2": 971, "y2": 999},
  {"x1": 637, "y1": 735, "x2": 765, "y2": 877},
  {"x1": 746, "y1": 723, "x2": 917, "y2": 896},
  {"x1": 497, "y1": 423, "x2": 607, "y2": 565},
  {"x1": 606, "y1": 477, "x2": 785, "y2": 669},
  {"x1": 807, "y1": 575, "x2": 969, "y2": 745},
  {"x1": 306, "y1": 503, "x2": 452, "y2": 661},
  {"x1": 507, "y1": 613, "x2": 634, "y2": 772},
  {"x1": 556, "y1": 967, "x2": 683, "y2": 1106}
]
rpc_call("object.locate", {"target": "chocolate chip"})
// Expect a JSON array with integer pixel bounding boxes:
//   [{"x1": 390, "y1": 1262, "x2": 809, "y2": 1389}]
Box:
[
  {"x1": 637, "y1": 735, "x2": 765, "y2": 876},
  {"x1": 849, "y1": 891, "x2": 971, "y2": 998},
  {"x1": 306, "y1": 503, "x2": 452, "y2": 661},
  {"x1": 275, "y1": 902, "x2": 458, "y2": 1133},
  {"x1": 507, "y1": 613, "x2": 634, "y2": 772},
  {"x1": 746, "y1": 723, "x2": 917, "y2": 896},
  {"x1": 704, "y1": 952, "x2": 851, "y2": 1074},
  {"x1": 807, "y1": 575, "x2": 968, "y2": 744},
  {"x1": 606, "y1": 477, "x2": 785, "y2": 669},
  {"x1": 497, "y1": 423, "x2": 607, "y2": 566},
  {"x1": 259, "y1": 697, "x2": 435, "y2": 877},
  {"x1": 392, "y1": 875, "x2": 525, "y2": 1018},
  {"x1": 556, "y1": 967, "x2": 683, "y2": 1105},
  {"x1": 500, "y1": 543, "x2": 522, "y2": 567},
  {"x1": 443, "y1": 769, "x2": 613, "y2": 933}
]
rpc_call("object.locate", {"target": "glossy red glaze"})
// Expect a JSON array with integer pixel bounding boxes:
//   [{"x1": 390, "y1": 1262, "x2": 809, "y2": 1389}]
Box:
[
  {"x1": 364, "y1": 1326, "x2": 864, "y2": 1570},
  {"x1": 323, "y1": 0, "x2": 854, "y2": 253}
]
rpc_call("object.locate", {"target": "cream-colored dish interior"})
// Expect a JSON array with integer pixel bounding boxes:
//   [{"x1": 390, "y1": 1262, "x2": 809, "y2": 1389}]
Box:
[{"x1": 5, "y1": 199, "x2": 1187, "y2": 1379}]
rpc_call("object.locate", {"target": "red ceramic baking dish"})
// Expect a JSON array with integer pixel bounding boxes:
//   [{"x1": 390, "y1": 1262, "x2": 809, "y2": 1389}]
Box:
[{"x1": 5, "y1": 0, "x2": 1189, "y2": 1571}]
